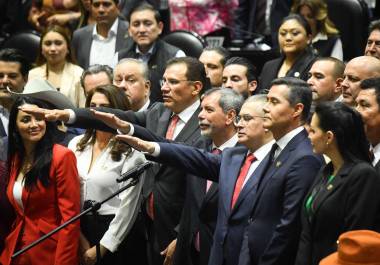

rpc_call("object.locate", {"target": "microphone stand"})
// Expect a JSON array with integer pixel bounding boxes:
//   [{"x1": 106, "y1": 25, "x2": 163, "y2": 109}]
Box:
[{"x1": 12, "y1": 176, "x2": 141, "y2": 262}]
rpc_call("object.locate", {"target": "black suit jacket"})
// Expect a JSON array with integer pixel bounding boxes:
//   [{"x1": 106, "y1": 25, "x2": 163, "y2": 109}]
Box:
[
  {"x1": 238, "y1": 130, "x2": 323, "y2": 265},
  {"x1": 71, "y1": 19, "x2": 130, "y2": 69},
  {"x1": 294, "y1": 162, "x2": 380, "y2": 265},
  {"x1": 71, "y1": 102, "x2": 202, "y2": 252},
  {"x1": 257, "y1": 49, "x2": 317, "y2": 93}
]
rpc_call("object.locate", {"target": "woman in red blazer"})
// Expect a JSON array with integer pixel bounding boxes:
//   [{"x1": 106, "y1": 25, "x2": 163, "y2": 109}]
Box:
[{"x1": 0, "y1": 96, "x2": 80, "y2": 265}]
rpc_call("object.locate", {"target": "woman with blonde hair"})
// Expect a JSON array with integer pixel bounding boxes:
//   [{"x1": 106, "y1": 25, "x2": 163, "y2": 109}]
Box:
[{"x1": 292, "y1": 0, "x2": 343, "y2": 60}]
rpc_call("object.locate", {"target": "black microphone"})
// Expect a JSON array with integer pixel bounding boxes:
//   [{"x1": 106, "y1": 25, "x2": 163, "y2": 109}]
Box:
[{"x1": 116, "y1": 162, "x2": 153, "y2": 183}]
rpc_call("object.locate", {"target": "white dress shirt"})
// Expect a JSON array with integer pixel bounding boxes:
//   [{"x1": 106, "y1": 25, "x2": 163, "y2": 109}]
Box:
[
  {"x1": 372, "y1": 142, "x2": 380, "y2": 167},
  {"x1": 89, "y1": 18, "x2": 119, "y2": 68},
  {"x1": 0, "y1": 105, "x2": 9, "y2": 135},
  {"x1": 138, "y1": 99, "x2": 150, "y2": 112},
  {"x1": 274, "y1": 126, "x2": 305, "y2": 160},
  {"x1": 68, "y1": 135, "x2": 146, "y2": 252}
]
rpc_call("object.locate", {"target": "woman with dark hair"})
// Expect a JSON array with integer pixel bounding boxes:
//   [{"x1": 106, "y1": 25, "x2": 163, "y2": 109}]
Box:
[
  {"x1": 0, "y1": 97, "x2": 80, "y2": 265},
  {"x1": 68, "y1": 85, "x2": 146, "y2": 265},
  {"x1": 295, "y1": 101, "x2": 380, "y2": 265},
  {"x1": 258, "y1": 14, "x2": 317, "y2": 93},
  {"x1": 28, "y1": 25, "x2": 85, "y2": 107},
  {"x1": 292, "y1": 0, "x2": 343, "y2": 60}
]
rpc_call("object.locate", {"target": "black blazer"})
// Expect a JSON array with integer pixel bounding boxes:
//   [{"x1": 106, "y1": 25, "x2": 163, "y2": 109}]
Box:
[
  {"x1": 71, "y1": 102, "x2": 202, "y2": 252},
  {"x1": 294, "y1": 162, "x2": 380, "y2": 265},
  {"x1": 257, "y1": 49, "x2": 317, "y2": 93}
]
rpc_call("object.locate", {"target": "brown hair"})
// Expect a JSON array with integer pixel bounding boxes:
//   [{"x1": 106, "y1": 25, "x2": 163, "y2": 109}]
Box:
[
  {"x1": 76, "y1": 84, "x2": 132, "y2": 161},
  {"x1": 292, "y1": 0, "x2": 339, "y2": 36}
]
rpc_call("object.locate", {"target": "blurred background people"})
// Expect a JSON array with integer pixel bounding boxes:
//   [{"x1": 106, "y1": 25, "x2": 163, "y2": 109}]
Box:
[
  {"x1": 257, "y1": 14, "x2": 317, "y2": 93},
  {"x1": 199, "y1": 47, "x2": 230, "y2": 88},
  {"x1": 28, "y1": 25, "x2": 86, "y2": 107},
  {"x1": 68, "y1": 84, "x2": 147, "y2": 265},
  {"x1": 295, "y1": 101, "x2": 380, "y2": 265},
  {"x1": 364, "y1": 19, "x2": 380, "y2": 59},
  {"x1": 0, "y1": 96, "x2": 80, "y2": 265},
  {"x1": 80, "y1": 64, "x2": 113, "y2": 96},
  {"x1": 292, "y1": 0, "x2": 343, "y2": 60}
]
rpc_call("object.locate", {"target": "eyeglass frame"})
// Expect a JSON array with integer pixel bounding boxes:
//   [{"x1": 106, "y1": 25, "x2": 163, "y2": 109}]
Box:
[
  {"x1": 234, "y1": 114, "x2": 266, "y2": 126},
  {"x1": 160, "y1": 78, "x2": 195, "y2": 87}
]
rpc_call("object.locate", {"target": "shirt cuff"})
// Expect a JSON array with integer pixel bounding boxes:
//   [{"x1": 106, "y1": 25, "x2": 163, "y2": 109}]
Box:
[
  {"x1": 100, "y1": 233, "x2": 121, "y2": 253},
  {"x1": 117, "y1": 124, "x2": 133, "y2": 135},
  {"x1": 66, "y1": 109, "x2": 76, "y2": 124},
  {"x1": 149, "y1": 142, "x2": 160, "y2": 157}
]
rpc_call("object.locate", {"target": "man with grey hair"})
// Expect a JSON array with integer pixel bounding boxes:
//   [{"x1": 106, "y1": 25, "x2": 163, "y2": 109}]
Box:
[
  {"x1": 81, "y1": 64, "x2": 113, "y2": 96},
  {"x1": 112, "y1": 94, "x2": 275, "y2": 265},
  {"x1": 113, "y1": 58, "x2": 151, "y2": 112}
]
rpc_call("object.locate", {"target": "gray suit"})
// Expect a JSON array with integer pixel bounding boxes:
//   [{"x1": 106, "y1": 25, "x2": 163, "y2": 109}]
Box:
[{"x1": 71, "y1": 19, "x2": 131, "y2": 69}]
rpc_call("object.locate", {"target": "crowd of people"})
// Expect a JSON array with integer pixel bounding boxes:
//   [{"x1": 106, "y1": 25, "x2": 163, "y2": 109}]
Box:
[{"x1": 1, "y1": 1, "x2": 380, "y2": 265}]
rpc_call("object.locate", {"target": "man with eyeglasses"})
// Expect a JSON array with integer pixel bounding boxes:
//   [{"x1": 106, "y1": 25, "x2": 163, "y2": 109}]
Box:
[
  {"x1": 94, "y1": 94, "x2": 275, "y2": 265},
  {"x1": 19, "y1": 56, "x2": 209, "y2": 265}
]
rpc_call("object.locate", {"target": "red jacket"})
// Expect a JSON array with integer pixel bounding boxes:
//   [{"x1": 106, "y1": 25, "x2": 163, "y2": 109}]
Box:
[{"x1": 0, "y1": 144, "x2": 80, "y2": 265}]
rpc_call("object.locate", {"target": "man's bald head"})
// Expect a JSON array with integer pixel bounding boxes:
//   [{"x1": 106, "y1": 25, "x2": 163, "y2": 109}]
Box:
[{"x1": 341, "y1": 56, "x2": 380, "y2": 107}]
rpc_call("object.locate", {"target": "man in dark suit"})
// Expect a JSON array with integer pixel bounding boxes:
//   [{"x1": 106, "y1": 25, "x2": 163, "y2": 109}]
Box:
[
  {"x1": 20, "y1": 57, "x2": 209, "y2": 265},
  {"x1": 110, "y1": 94, "x2": 275, "y2": 265},
  {"x1": 72, "y1": 0, "x2": 130, "y2": 69},
  {"x1": 118, "y1": 2, "x2": 185, "y2": 103},
  {"x1": 0, "y1": 48, "x2": 30, "y2": 137},
  {"x1": 238, "y1": 77, "x2": 323, "y2": 265},
  {"x1": 357, "y1": 77, "x2": 380, "y2": 171}
]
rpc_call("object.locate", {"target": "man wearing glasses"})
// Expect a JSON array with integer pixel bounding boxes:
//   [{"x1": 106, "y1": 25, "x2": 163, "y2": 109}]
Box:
[{"x1": 20, "y1": 56, "x2": 209, "y2": 265}]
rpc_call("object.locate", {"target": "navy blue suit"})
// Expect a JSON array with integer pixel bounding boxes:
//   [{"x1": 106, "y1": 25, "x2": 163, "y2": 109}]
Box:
[
  {"x1": 147, "y1": 142, "x2": 272, "y2": 265},
  {"x1": 238, "y1": 129, "x2": 323, "y2": 265}
]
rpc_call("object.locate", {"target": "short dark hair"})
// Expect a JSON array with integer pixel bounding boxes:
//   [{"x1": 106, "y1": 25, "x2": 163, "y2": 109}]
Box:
[
  {"x1": 0, "y1": 48, "x2": 31, "y2": 77},
  {"x1": 166, "y1": 57, "x2": 211, "y2": 92},
  {"x1": 203, "y1": 87, "x2": 244, "y2": 114},
  {"x1": 369, "y1": 19, "x2": 380, "y2": 34},
  {"x1": 91, "y1": 0, "x2": 119, "y2": 5},
  {"x1": 225, "y1": 57, "x2": 258, "y2": 82},
  {"x1": 80, "y1": 64, "x2": 113, "y2": 89},
  {"x1": 203, "y1": 47, "x2": 231, "y2": 67},
  {"x1": 281, "y1": 14, "x2": 312, "y2": 36},
  {"x1": 271, "y1": 77, "x2": 312, "y2": 122},
  {"x1": 360, "y1": 77, "x2": 380, "y2": 108},
  {"x1": 128, "y1": 2, "x2": 161, "y2": 23},
  {"x1": 314, "y1": 57, "x2": 345, "y2": 79},
  {"x1": 315, "y1": 101, "x2": 371, "y2": 163}
]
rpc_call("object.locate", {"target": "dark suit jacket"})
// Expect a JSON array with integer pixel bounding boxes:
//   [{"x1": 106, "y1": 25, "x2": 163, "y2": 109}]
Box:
[
  {"x1": 257, "y1": 49, "x2": 317, "y2": 93},
  {"x1": 238, "y1": 129, "x2": 323, "y2": 265},
  {"x1": 145, "y1": 142, "x2": 273, "y2": 265},
  {"x1": 294, "y1": 162, "x2": 380, "y2": 265},
  {"x1": 71, "y1": 19, "x2": 130, "y2": 69},
  {"x1": 234, "y1": 0, "x2": 292, "y2": 47},
  {"x1": 71, "y1": 102, "x2": 202, "y2": 252}
]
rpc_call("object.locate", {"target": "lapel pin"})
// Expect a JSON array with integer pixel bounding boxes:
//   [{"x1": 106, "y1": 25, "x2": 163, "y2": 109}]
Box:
[
  {"x1": 294, "y1": 72, "x2": 300, "y2": 78},
  {"x1": 327, "y1": 184, "x2": 333, "y2": 190},
  {"x1": 276, "y1": 161, "x2": 282, "y2": 167}
]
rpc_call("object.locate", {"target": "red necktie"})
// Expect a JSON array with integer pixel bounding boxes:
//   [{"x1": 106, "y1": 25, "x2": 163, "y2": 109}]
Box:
[
  {"x1": 147, "y1": 115, "x2": 180, "y2": 220},
  {"x1": 165, "y1": 114, "x2": 180, "y2": 140},
  {"x1": 231, "y1": 153, "x2": 256, "y2": 209}
]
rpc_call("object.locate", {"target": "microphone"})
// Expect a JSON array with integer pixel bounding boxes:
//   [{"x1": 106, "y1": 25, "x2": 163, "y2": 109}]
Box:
[{"x1": 116, "y1": 162, "x2": 153, "y2": 183}]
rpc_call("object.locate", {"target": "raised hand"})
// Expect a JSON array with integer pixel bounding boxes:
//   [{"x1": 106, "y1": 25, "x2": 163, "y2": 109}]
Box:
[
  {"x1": 115, "y1": 134, "x2": 156, "y2": 154},
  {"x1": 91, "y1": 110, "x2": 131, "y2": 133},
  {"x1": 19, "y1": 106, "x2": 70, "y2": 122}
]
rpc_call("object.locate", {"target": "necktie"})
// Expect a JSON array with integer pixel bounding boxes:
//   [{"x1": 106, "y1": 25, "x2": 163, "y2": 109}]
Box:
[
  {"x1": 147, "y1": 114, "x2": 180, "y2": 220},
  {"x1": 258, "y1": 143, "x2": 279, "y2": 188},
  {"x1": 231, "y1": 153, "x2": 256, "y2": 209},
  {"x1": 165, "y1": 114, "x2": 180, "y2": 140}
]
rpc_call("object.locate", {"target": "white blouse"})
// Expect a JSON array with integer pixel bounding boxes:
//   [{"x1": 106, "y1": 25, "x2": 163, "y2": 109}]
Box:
[
  {"x1": 13, "y1": 180, "x2": 24, "y2": 210},
  {"x1": 68, "y1": 135, "x2": 146, "y2": 252}
]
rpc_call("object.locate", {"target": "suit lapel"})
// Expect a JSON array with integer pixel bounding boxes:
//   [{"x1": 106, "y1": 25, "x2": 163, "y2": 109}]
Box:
[
  {"x1": 0, "y1": 119, "x2": 6, "y2": 137},
  {"x1": 311, "y1": 163, "x2": 352, "y2": 219},
  {"x1": 157, "y1": 108, "x2": 172, "y2": 137},
  {"x1": 115, "y1": 20, "x2": 128, "y2": 50},
  {"x1": 223, "y1": 150, "x2": 247, "y2": 215},
  {"x1": 82, "y1": 27, "x2": 94, "y2": 69},
  {"x1": 250, "y1": 130, "x2": 308, "y2": 214},
  {"x1": 175, "y1": 108, "x2": 201, "y2": 142}
]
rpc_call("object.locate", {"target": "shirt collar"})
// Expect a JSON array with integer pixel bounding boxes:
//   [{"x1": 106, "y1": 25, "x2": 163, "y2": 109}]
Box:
[
  {"x1": 252, "y1": 140, "x2": 276, "y2": 161},
  {"x1": 176, "y1": 99, "x2": 200, "y2": 124},
  {"x1": 213, "y1": 133, "x2": 239, "y2": 151},
  {"x1": 137, "y1": 99, "x2": 150, "y2": 112},
  {"x1": 0, "y1": 105, "x2": 9, "y2": 117},
  {"x1": 275, "y1": 126, "x2": 304, "y2": 153},
  {"x1": 312, "y1": 32, "x2": 328, "y2": 43},
  {"x1": 135, "y1": 42, "x2": 156, "y2": 56},
  {"x1": 372, "y1": 142, "x2": 380, "y2": 166},
  {"x1": 92, "y1": 18, "x2": 119, "y2": 39}
]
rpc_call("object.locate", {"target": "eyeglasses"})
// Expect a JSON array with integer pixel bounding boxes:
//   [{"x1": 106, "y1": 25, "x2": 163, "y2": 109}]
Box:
[
  {"x1": 160, "y1": 78, "x2": 193, "y2": 87},
  {"x1": 234, "y1": 114, "x2": 265, "y2": 125}
]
